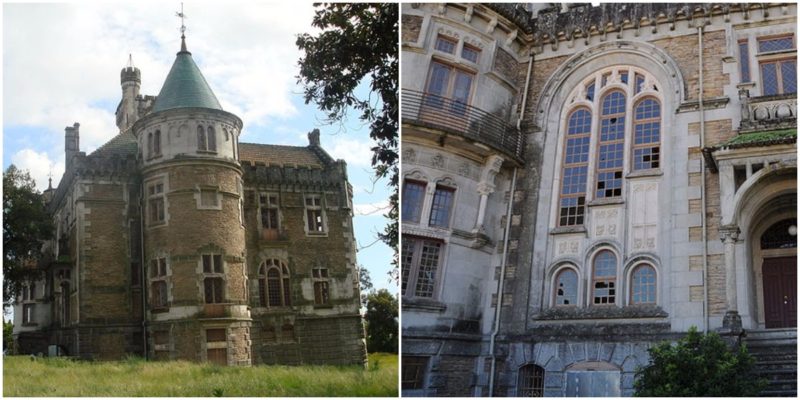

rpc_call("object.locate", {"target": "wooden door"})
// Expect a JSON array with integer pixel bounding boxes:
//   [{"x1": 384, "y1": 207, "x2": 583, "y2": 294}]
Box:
[{"x1": 762, "y1": 256, "x2": 797, "y2": 328}]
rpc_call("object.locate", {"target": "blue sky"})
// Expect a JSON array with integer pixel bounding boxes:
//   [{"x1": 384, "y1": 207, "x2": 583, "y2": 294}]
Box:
[{"x1": 2, "y1": 2, "x2": 395, "y2": 294}]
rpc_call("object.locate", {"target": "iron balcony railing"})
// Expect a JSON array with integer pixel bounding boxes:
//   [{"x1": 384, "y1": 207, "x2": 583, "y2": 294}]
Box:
[{"x1": 402, "y1": 89, "x2": 524, "y2": 161}]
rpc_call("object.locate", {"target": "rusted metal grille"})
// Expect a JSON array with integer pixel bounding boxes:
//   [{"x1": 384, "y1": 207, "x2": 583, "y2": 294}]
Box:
[
  {"x1": 206, "y1": 329, "x2": 226, "y2": 343},
  {"x1": 518, "y1": 364, "x2": 544, "y2": 397},
  {"x1": 402, "y1": 89, "x2": 523, "y2": 161},
  {"x1": 402, "y1": 356, "x2": 428, "y2": 390}
]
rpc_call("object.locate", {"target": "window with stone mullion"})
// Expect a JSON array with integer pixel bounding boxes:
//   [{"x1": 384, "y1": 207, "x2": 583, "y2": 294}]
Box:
[
  {"x1": 596, "y1": 92, "x2": 625, "y2": 198},
  {"x1": 558, "y1": 108, "x2": 591, "y2": 226},
  {"x1": 401, "y1": 180, "x2": 426, "y2": 223}
]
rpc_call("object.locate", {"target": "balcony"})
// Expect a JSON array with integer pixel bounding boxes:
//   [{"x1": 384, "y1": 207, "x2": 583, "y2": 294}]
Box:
[
  {"x1": 402, "y1": 89, "x2": 524, "y2": 163},
  {"x1": 739, "y1": 89, "x2": 797, "y2": 134},
  {"x1": 259, "y1": 228, "x2": 288, "y2": 242}
]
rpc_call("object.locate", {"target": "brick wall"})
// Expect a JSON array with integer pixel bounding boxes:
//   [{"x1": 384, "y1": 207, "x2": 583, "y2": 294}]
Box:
[
  {"x1": 436, "y1": 356, "x2": 476, "y2": 396},
  {"x1": 493, "y1": 47, "x2": 521, "y2": 83},
  {"x1": 253, "y1": 315, "x2": 365, "y2": 365},
  {"x1": 653, "y1": 30, "x2": 729, "y2": 101}
]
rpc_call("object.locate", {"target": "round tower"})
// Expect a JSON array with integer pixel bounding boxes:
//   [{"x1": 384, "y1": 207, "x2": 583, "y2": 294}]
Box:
[
  {"x1": 133, "y1": 34, "x2": 250, "y2": 366},
  {"x1": 118, "y1": 55, "x2": 141, "y2": 132}
]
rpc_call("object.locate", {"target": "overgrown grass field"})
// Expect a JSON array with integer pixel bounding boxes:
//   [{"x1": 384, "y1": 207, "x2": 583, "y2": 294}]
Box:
[{"x1": 3, "y1": 353, "x2": 398, "y2": 397}]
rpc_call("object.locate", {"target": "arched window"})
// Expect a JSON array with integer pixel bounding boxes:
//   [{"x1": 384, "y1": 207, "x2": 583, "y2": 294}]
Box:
[
  {"x1": 207, "y1": 126, "x2": 217, "y2": 152},
  {"x1": 518, "y1": 364, "x2": 545, "y2": 397},
  {"x1": 258, "y1": 259, "x2": 290, "y2": 307},
  {"x1": 197, "y1": 126, "x2": 207, "y2": 151},
  {"x1": 558, "y1": 108, "x2": 591, "y2": 226},
  {"x1": 554, "y1": 268, "x2": 578, "y2": 306},
  {"x1": 761, "y1": 218, "x2": 798, "y2": 249},
  {"x1": 596, "y1": 91, "x2": 625, "y2": 198},
  {"x1": 630, "y1": 264, "x2": 656, "y2": 304},
  {"x1": 632, "y1": 98, "x2": 660, "y2": 170},
  {"x1": 153, "y1": 130, "x2": 161, "y2": 156},
  {"x1": 592, "y1": 250, "x2": 617, "y2": 305}
]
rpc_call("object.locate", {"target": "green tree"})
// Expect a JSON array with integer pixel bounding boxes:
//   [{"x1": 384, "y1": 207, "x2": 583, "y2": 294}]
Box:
[
  {"x1": 634, "y1": 326, "x2": 767, "y2": 397},
  {"x1": 296, "y1": 3, "x2": 399, "y2": 276},
  {"x1": 3, "y1": 319, "x2": 13, "y2": 353},
  {"x1": 3, "y1": 165, "x2": 53, "y2": 307},
  {"x1": 358, "y1": 264, "x2": 373, "y2": 307},
  {"x1": 364, "y1": 289, "x2": 398, "y2": 353}
]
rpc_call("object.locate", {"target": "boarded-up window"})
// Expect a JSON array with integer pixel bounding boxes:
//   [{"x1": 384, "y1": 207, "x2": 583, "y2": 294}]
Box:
[
  {"x1": 206, "y1": 329, "x2": 226, "y2": 343},
  {"x1": 281, "y1": 324, "x2": 295, "y2": 341},
  {"x1": 402, "y1": 356, "x2": 428, "y2": 389}
]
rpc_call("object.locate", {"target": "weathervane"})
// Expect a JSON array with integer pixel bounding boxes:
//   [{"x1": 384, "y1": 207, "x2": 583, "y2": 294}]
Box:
[{"x1": 176, "y1": 3, "x2": 187, "y2": 36}]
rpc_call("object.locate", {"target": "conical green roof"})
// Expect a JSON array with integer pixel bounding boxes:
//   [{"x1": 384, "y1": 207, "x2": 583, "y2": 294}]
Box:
[{"x1": 152, "y1": 43, "x2": 222, "y2": 113}]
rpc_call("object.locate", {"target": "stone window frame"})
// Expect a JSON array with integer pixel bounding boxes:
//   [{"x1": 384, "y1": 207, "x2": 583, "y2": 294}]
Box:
[
  {"x1": 149, "y1": 256, "x2": 170, "y2": 311},
  {"x1": 738, "y1": 39, "x2": 752, "y2": 83},
  {"x1": 145, "y1": 175, "x2": 169, "y2": 227},
  {"x1": 401, "y1": 355, "x2": 429, "y2": 390},
  {"x1": 551, "y1": 264, "x2": 582, "y2": 308},
  {"x1": 428, "y1": 181, "x2": 456, "y2": 228},
  {"x1": 753, "y1": 33, "x2": 796, "y2": 96},
  {"x1": 401, "y1": 235, "x2": 446, "y2": 299},
  {"x1": 430, "y1": 28, "x2": 484, "y2": 68},
  {"x1": 551, "y1": 66, "x2": 664, "y2": 230},
  {"x1": 312, "y1": 267, "x2": 331, "y2": 306},
  {"x1": 56, "y1": 269, "x2": 72, "y2": 327},
  {"x1": 258, "y1": 192, "x2": 281, "y2": 236},
  {"x1": 517, "y1": 364, "x2": 545, "y2": 397},
  {"x1": 197, "y1": 124, "x2": 218, "y2": 153},
  {"x1": 402, "y1": 178, "x2": 427, "y2": 223},
  {"x1": 423, "y1": 59, "x2": 477, "y2": 117},
  {"x1": 557, "y1": 107, "x2": 592, "y2": 227},
  {"x1": 256, "y1": 259, "x2": 291, "y2": 308},
  {"x1": 303, "y1": 194, "x2": 328, "y2": 236},
  {"x1": 627, "y1": 263, "x2": 658, "y2": 306},
  {"x1": 200, "y1": 253, "x2": 226, "y2": 304},
  {"x1": 21, "y1": 282, "x2": 36, "y2": 325},
  {"x1": 146, "y1": 130, "x2": 162, "y2": 160},
  {"x1": 194, "y1": 184, "x2": 222, "y2": 211}
]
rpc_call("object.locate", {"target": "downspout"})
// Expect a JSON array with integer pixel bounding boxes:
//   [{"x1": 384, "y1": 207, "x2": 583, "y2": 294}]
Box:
[
  {"x1": 140, "y1": 186, "x2": 148, "y2": 358},
  {"x1": 489, "y1": 50, "x2": 532, "y2": 397},
  {"x1": 698, "y1": 24, "x2": 709, "y2": 333},
  {"x1": 488, "y1": 168, "x2": 517, "y2": 397}
]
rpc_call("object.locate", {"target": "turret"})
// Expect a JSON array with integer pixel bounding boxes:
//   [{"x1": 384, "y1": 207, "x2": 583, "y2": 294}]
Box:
[
  {"x1": 117, "y1": 55, "x2": 141, "y2": 132},
  {"x1": 65, "y1": 122, "x2": 80, "y2": 169}
]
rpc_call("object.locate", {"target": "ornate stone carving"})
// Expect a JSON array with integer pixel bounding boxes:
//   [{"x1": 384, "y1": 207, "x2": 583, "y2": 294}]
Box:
[
  {"x1": 403, "y1": 148, "x2": 417, "y2": 164},
  {"x1": 431, "y1": 153, "x2": 445, "y2": 169}
]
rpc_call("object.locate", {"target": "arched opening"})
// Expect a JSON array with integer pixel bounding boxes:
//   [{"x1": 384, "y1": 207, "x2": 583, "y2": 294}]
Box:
[
  {"x1": 756, "y1": 216, "x2": 796, "y2": 328},
  {"x1": 517, "y1": 364, "x2": 544, "y2": 396}
]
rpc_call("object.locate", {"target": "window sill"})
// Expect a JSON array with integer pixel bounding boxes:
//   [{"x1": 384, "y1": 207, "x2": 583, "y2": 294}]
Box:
[
  {"x1": 147, "y1": 221, "x2": 167, "y2": 228},
  {"x1": 305, "y1": 231, "x2": 328, "y2": 237},
  {"x1": 150, "y1": 307, "x2": 170, "y2": 314},
  {"x1": 21, "y1": 322, "x2": 38, "y2": 327},
  {"x1": 549, "y1": 226, "x2": 587, "y2": 235},
  {"x1": 197, "y1": 150, "x2": 218, "y2": 155},
  {"x1": 587, "y1": 197, "x2": 624, "y2": 207},
  {"x1": 402, "y1": 297, "x2": 447, "y2": 313},
  {"x1": 626, "y1": 169, "x2": 662, "y2": 179},
  {"x1": 313, "y1": 304, "x2": 334, "y2": 309},
  {"x1": 756, "y1": 49, "x2": 797, "y2": 57},
  {"x1": 535, "y1": 304, "x2": 668, "y2": 320}
]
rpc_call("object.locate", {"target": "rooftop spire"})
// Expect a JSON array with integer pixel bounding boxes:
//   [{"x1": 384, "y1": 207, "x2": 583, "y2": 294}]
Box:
[
  {"x1": 127, "y1": 53, "x2": 134, "y2": 68},
  {"x1": 176, "y1": 3, "x2": 189, "y2": 53}
]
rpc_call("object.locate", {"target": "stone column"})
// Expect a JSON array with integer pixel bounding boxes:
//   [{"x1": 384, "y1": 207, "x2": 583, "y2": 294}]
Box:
[
  {"x1": 720, "y1": 226, "x2": 742, "y2": 332},
  {"x1": 473, "y1": 155, "x2": 504, "y2": 232}
]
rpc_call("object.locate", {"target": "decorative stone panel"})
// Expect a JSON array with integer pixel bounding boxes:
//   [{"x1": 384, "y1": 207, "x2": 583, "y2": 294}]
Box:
[{"x1": 629, "y1": 182, "x2": 658, "y2": 251}]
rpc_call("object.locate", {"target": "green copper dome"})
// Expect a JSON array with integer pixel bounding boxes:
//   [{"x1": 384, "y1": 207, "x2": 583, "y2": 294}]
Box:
[{"x1": 152, "y1": 44, "x2": 222, "y2": 113}]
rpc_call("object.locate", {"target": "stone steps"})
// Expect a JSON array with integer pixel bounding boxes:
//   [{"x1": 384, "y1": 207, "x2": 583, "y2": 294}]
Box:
[{"x1": 744, "y1": 329, "x2": 797, "y2": 398}]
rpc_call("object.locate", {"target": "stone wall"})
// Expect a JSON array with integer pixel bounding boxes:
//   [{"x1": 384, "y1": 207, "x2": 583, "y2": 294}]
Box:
[{"x1": 253, "y1": 315, "x2": 365, "y2": 365}]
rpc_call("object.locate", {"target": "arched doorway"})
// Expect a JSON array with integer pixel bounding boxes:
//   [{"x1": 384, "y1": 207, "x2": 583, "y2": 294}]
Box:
[{"x1": 755, "y1": 218, "x2": 797, "y2": 328}]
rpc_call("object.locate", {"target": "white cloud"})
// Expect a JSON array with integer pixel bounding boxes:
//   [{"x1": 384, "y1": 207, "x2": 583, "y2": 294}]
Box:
[
  {"x1": 326, "y1": 136, "x2": 374, "y2": 167},
  {"x1": 3, "y1": 2, "x2": 315, "y2": 143},
  {"x1": 10, "y1": 149, "x2": 65, "y2": 192}
]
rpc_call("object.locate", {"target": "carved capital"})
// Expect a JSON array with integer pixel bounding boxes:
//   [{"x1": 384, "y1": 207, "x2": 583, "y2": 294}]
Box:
[
  {"x1": 719, "y1": 225, "x2": 741, "y2": 244},
  {"x1": 477, "y1": 182, "x2": 495, "y2": 196}
]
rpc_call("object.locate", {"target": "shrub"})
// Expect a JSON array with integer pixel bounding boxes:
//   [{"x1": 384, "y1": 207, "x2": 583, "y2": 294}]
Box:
[{"x1": 634, "y1": 327, "x2": 767, "y2": 397}]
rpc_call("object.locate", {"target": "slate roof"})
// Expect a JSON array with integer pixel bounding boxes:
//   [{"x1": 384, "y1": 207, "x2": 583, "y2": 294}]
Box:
[
  {"x1": 88, "y1": 131, "x2": 138, "y2": 157},
  {"x1": 151, "y1": 45, "x2": 222, "y2": 113},
  {"x1": 238, "y1": 142, "x2": 325, "y2": 168}
]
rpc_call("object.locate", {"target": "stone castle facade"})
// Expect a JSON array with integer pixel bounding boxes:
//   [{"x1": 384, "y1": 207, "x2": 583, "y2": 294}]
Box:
[
  {"x1": 13, "y1": 35, "x2": 367, "y2": 366},
  {"x1": 401, "y1": 3, "x2": 796, "y2": 396}
]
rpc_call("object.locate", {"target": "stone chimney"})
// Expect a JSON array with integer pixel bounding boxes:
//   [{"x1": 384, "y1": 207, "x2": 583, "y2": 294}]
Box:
[
  {"x1": 65, "y1": 122, "x2": 80, "y2": 169},
  {"x1": 308, "y1": 128, "x2": 321, "y2": 147}
]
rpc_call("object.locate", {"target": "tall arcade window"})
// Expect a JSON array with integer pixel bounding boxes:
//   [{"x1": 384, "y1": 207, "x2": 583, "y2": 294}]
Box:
[
  {"x1": 596, "y1": 91, "x2": 625, "y2": 198},
  {"x1": 632, "y1": 98, "x2": 661, "y2": 170},
  {"x1": 402, "y1": 180, "x2": 426, "y2": 223},
  {"x1": 428, "y1": 185, "x2": 455, "y2": 228},
  {"x1": 592, "y1": 250, "x2": 617, "y2": 305},
  {"x1": 558, "y1": 108, "x2": 591, "y2": 226},
  {"x1": 557, "y1": 67, "x2": 662, "y2": 227}
]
